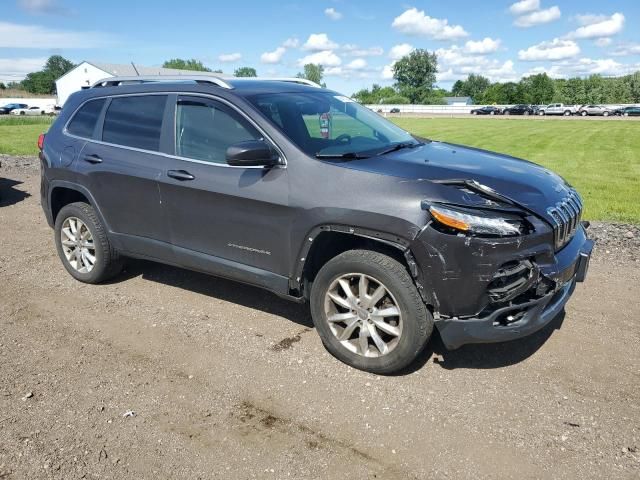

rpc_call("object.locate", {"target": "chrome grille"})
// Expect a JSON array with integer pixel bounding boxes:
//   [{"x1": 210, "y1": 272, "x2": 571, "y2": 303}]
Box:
[{"x1": 547, "y1": 191, "x2": 583, "y2": 250}]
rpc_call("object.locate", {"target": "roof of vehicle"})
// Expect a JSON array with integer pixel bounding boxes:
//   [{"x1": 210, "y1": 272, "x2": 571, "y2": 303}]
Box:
[{"x1": 76, "y1": 76, "x2": 331, "y2": 103}]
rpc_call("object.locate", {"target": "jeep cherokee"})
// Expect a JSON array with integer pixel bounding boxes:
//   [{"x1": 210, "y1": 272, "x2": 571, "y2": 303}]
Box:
[{"x1": 39, "y1": 75, "x2": 593, "y2": 374}]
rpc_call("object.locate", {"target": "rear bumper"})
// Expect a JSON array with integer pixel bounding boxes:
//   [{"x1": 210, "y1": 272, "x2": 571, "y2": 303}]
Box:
[{"x1": 433, "y1": 236, "x2": 593, "y2": 349}]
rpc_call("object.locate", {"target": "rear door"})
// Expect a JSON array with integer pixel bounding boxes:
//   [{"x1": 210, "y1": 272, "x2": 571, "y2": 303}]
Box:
[
  {"x1": 158, "y1": 95, "x2": 291, "y2": 276},
  {"x1": 77, "y1": 94, "x2": 173, "y2": 254}
]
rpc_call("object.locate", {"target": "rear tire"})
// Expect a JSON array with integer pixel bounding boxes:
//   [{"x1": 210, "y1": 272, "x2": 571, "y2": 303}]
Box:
[
  {"x1": 564, "y1": 110, "x2": 571, "y2": 116},
  {"x1": 54, "y1": 202, "x2": 123, "y2": 284},
  {"x1": 310, "y1": 250, "x2": 433, "y2": 374}
]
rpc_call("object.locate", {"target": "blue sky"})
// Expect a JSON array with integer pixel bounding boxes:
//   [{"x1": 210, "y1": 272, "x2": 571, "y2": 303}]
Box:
[{"x1": 1, "y1": 0, "x2": 639, "y2": 94}]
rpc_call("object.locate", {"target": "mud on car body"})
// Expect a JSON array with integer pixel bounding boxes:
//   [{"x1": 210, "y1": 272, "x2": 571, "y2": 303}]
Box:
[{"x1": 39, "y1": 75, "x2": 593, "y2": 374}]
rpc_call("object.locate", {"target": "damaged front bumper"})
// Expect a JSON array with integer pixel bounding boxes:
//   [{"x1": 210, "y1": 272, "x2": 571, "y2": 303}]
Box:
[{"x1": 410, "y1": 217, "x2": 594, "y2": 350}]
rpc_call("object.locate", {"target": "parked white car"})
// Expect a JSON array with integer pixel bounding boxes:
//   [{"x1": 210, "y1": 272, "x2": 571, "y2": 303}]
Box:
[
  {"x1": 10, "y1": 106, "x2": 46, "y2": 116},
  {"x1": 538, "y1": 103, "x2": 578, "y2": 116}
]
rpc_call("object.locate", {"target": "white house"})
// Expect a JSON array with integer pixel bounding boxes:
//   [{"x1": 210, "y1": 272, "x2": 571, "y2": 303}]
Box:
[{"x1": 55, "y1": 61, "x2": 228, "y2": 106}]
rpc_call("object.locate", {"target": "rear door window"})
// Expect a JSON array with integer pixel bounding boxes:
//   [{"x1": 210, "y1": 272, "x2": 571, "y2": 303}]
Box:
[
  {"x1": 67, "y1": 98, "x2": 106, "y2": 138},
  {"x1": 102, "y1": 95, "x2": 167, "y2": 151}
]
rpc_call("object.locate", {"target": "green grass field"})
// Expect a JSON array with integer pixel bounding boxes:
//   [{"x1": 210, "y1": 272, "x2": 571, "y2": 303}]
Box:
[
  {"x1": 0, "y1": 116, "x2": 638, "y2": 222},
  {"x1": 0, "y1": 116, "x2": 53, "y2": 156}
]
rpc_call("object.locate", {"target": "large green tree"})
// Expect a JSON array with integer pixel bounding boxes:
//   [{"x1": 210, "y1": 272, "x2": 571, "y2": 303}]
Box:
[
  {"x1": 392, "y1": 49, "x2": 438, "y2": 103},
  {"x1": 234, "y1": 67, "x2": 257, "y2": 77},
  {"x1": 162, "y1": 58, "x2": 211, "y2": 72},
  {"x1": 519, "y1": 73, "x2": 556, "y2": 104},
  {"x1": 452, "y1": 74, "x2": 491, "y2": 103},
  {"x1": 296, "y1": 64, "x2": 325, "y2": 86},
  {"x1": 21, "y1": 55, "x2": 75, "y2": 94}
]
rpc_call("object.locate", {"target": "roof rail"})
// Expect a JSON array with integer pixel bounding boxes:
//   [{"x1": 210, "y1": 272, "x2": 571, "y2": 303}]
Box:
[
  {"x1": 91, "y1": 75, "x2": 323, "y2": 90},
  {"x1": 92, "y1": 75, "x2": 233, "y2": 89},
  {"x1": 233, "y1": 77, "x2": 322, "y2": 88}
]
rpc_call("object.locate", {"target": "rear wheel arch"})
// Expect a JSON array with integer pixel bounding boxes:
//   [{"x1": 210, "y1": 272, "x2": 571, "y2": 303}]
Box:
[{"x1": 49, "y1": 183, "x2": 110, "y2": 233}]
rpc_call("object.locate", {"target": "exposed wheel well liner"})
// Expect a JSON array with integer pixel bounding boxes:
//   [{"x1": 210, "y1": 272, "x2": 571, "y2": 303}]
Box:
[
  {"x1": 293, "y1": 226, "x2": 430, "y2": 305},
  {"x1": 50, "y1": 187, "x2": 90, "y2": 223}
]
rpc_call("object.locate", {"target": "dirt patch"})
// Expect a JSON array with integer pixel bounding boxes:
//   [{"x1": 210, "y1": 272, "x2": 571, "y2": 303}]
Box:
[{"x1": 0, "y1": 155, "x2": 639, "y2": 479}]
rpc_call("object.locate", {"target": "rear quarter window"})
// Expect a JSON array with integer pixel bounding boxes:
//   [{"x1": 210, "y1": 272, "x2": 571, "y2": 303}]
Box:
[
  {"x1": 102, "y1": 95, "x2": 167, "y2": 151},
  {"x1": 67, "y1": 98, "x2": 106, "y2": 138}
]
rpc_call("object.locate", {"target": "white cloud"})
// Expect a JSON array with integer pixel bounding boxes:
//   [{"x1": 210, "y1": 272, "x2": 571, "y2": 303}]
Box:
[
  {"x1": 298, "y1": 50, "x2": 341, "y2": 67},
  {"x1": 324, "y1": 7, "x2": 342, "y2": 20},
  {"x1": 342, "y1": 44, "x2": 384, "y2": 57},
  {"x1": 391, "y1": 8, "x2": 468, "y2": 40},
  {"x1": 0, "y1": 21, "x2": 113, "y2": 48},
  {"x1": 527, "y1": 58, "x2": 639, "y2": 78},
  {"x1": 574, "y1": 14, "x2": 608, "y2": 26},
  {"x1": 569, "y1": 13, "x2": 624, "y2": 39},
  {"x1": 518, "y1": 38, "x2": 580, "y2": 61},
  {"x1": 260, "y1": 47, "x2": 286, "y2": 64},
  {"x1": 346, "y1": 58, "x2": 367, "y2": 70},
  {"x1": 514, "y1": 6, "x2": 561, "y2": 27},
  {"x1": 218, "y1": 52, "x2": 242, "y2": 63},
  {"x1": 388, "y1": 43, "x2": 415, "y2": 60},
  {"x1": 381, "y1": 63, "x2": 395, "y2": 80},
  {"x1": 303, "y1": 33, "x2": 339, "y2": 51},
  {"x1": 434, "y1": 45, "x2": 519, "y2": 83},
  {"x1": 595, "y1": 37, "x2": 612, "y2": 47},
  {"x1": 0, "y1": 57, "x2": 47, "y2": 83},
  {"x1": 464, "y1": 37, "x2": 501, "y2": 54},
  {"x1": 612, "y1": 43, "x2": 640, "y2": 57},
  {"x1": 509, "y1": 0, "x2": 539, "y2": 15},
  {"x1": 282, "y1": 37, "x2": 299, "y2": 48},
  {"x1": 18, "y1": 0, "x2": 69, "y2": 15}
]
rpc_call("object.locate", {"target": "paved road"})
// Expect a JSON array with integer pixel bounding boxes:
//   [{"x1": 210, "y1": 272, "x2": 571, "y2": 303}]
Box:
[{"x1": 1, "y1": 157, "x2": 639, "y2": 479}]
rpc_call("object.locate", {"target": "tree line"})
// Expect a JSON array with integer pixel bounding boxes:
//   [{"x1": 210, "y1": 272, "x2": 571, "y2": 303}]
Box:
[
  {"x1": 5, "y1": 55, "x2": 327, "y2": 95},
  {"x1": 7, "y1": 53, "x2": 639, "y2": 106},
  {"x1": 351, "y1": 50, "x2": 640, "y2": 106}
]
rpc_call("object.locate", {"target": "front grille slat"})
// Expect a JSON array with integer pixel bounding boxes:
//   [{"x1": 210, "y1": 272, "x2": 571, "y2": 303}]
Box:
[{"x1": 546, "y1": 190, "x2": 583, "y2": 250}]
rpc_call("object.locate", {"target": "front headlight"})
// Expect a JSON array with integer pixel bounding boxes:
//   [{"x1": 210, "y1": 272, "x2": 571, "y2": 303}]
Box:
[{"x1": 429, "y1": 204, "x2": 525, "y2": 236}]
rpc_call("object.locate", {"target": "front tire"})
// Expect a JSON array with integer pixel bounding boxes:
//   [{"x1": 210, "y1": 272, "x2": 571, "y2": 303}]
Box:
[
  {"x1": 54, "y1": 202, "x2": 123, "y2": 284},
  {"x1": 310, "y1": 250, "x2": 433, "y2": 374}
]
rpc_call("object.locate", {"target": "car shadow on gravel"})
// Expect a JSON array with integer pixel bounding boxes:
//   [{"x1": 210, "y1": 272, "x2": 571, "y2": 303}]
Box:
[
  {"x1": 0, "y1": 177, "x2": 30, "y2": 207},
  {"x1": 396, "y1": 310, "x2": 566, "y2": 374},
  {"x1": 116, "y1": 259, "x2": 314, "y2": 328}
]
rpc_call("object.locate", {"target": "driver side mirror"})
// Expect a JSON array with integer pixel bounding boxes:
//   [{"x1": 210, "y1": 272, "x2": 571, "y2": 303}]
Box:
[{"x1": 226, "y1": 140, "x2": 281, "y2": 167}]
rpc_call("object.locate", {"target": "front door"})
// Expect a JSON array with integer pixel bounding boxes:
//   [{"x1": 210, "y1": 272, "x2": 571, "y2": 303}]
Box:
[{"x1": 159, "y1": 95, "x2": 291, "y2": 278}]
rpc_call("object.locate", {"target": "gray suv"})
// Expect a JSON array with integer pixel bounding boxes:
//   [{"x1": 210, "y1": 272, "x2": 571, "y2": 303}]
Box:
[{"x1": 39, "y1": 76, "x2": 593, "y2": 374}]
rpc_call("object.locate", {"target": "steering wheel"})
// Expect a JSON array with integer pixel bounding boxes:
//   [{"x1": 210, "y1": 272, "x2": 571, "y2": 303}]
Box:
[{"x1": 335, "y1": 133, "x2": 352, "y2": 144}]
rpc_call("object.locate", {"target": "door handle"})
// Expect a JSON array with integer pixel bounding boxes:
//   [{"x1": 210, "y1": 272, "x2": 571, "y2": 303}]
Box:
[
  {"x1": 167, "y1": 169, "x2": 195, "y2": 181},
  {"x1": 84, "y1": 154, "x2": 102, "y2": 164}
]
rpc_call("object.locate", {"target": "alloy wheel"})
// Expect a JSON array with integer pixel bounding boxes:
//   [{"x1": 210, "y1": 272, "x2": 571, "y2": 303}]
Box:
[
  {"x1": 324, "y1": 273, "x2": 403, "y2": 357},
  {"x1": 60, "y1": 217, "x2": 96, "y2": 273}
]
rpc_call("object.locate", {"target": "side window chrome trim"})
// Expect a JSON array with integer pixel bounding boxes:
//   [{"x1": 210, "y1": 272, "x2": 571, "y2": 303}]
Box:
[{"x1": 62, "y1": 91, "x2": 287, "y2": 170}]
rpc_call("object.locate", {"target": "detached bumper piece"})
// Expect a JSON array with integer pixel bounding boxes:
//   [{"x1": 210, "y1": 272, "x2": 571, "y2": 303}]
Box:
[{"x1": 435, "y1": 237, "x2": 594, "y2": 350}]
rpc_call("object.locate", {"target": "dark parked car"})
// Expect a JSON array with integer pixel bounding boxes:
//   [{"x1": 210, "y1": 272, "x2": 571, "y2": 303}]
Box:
[
  {"x1": 39, "y1": 75, "x2": 593, "y2": 374},
  {"x1": 0, "y1": 103, "x2": 28, "y2": 114},
  {"x1": 502, "y1": 104, "x2": 535, "y2": 116},
  {"x1": 389, "y1": 107, "x2": 401, "y2": 114},
  {"x1": 470, "y1": 106, "x2": 502, "y2": 115},
  {"x1": 616, "y1": 106, "x2": 640, "y2": 117}
]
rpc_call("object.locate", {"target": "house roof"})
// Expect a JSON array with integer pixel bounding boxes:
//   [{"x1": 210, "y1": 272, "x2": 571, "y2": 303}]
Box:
[{"x1": 56, "y1": 61, "x2": 230, "y2": 82}]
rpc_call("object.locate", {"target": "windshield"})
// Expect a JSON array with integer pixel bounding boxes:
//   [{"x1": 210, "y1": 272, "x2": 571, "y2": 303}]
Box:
[{"x1": 248, "y1": 92, "x2": 419, "y2": 158}]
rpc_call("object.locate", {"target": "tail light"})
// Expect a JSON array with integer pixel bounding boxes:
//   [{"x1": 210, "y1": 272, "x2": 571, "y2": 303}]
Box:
[{"x1": 37, "y1": 133, "x2": 45, "y2": 151}]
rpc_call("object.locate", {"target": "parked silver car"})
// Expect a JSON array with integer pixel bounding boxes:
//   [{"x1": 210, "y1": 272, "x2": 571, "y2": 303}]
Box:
[{"x1": 578, "y1": 105, "x2": 613, "y2": 117}]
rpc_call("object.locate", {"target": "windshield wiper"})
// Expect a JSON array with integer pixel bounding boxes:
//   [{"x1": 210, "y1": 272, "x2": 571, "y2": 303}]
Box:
[
  {"x1": 315, "y1": 152, "x2": 370, "y2": 160},
  {"x1": 374, "y1": 142, "x2": 422, "y2": 156}
]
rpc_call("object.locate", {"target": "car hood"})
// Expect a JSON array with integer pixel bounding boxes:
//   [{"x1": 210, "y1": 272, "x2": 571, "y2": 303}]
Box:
[{"x1": 336, "y1": 141, "x2": 575, "y2": 218}]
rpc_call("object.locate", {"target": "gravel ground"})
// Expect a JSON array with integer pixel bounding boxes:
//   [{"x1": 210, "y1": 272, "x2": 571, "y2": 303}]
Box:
[{"x1": 1, "y1": 156, "x2": 639, "y2": 479}]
